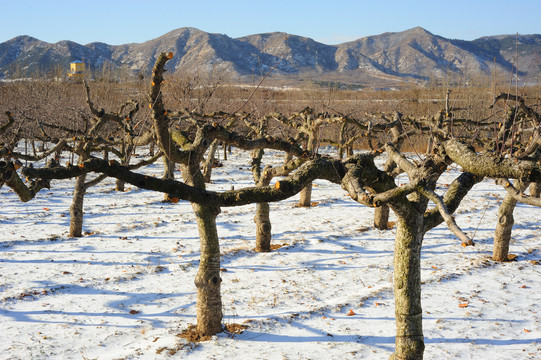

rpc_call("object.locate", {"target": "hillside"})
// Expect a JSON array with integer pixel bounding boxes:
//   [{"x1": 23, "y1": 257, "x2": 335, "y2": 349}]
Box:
[{"x1": 1, "y1": 27, "x2": 539, "y2": 86}]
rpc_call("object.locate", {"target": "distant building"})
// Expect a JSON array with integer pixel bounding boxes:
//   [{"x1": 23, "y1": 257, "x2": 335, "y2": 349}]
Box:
[{"x1": 68, "y1": 60, "x2": 85, "y2": 82}]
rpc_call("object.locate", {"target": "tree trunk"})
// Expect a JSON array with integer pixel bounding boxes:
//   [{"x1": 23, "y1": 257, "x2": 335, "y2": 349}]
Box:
[
  {"x1": 298, "y1": 182, "x2": 313, "y2": 207},
  {"x1": 163, "y1": 156, "x2": 175, "y2": 201},
  {"x1": 254, "y1": 202, "x2": 272, "y2": 252},
  {"x1": 492, "y1": 181, "x2": 527, "y2": 261},
  {"x1": 374, "y1": 204, "x2": 390, "y2": 230},
  {"x1": 391, "y1": 214, "x2": 425, "y2": 360},
  {"x1": 298, "y1": 130, "x2": 317, "y2": 207},
  {"x1": 192, "y1": 203, "x2": 223, "y2": 336},
  {"x1": 222, "y1": 142, "x2": 228, "y2": 161},
  {"x1": 339, "y1": 122, "x2": 347, "y2": 159},
  {"x1": 116, "y1": 178, "x2": 126, "y2": 192},
  {"x1": 375, "y1": 157, "x2": 398, "y2": 230},
  {"x1": 530, "y1": 182, "x2": 540, "y2": 198},
  {"x1": 69, "y1": 173, "x2": 87, "y2": 237},
  {"x1": 181, "y1": 157, "x2": 223, "y2": 337}
]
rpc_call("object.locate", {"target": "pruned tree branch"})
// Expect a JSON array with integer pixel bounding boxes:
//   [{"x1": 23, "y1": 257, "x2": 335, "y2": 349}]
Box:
[
  {"x1": 417, "y1": 185, "x2": 473, "y2": 245},
  {"x1": 495, "y1": 178, "x2": 541, "y2": 207},
  {"x1": 1, "y1": 160, "x2": 50, "y2": 202},
  {"x1": 423, "y1": 172, "x2": 483, "y2": 233}
]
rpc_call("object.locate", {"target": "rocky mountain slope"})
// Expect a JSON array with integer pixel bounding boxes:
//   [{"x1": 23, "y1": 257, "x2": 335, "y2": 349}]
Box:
[{"x1": 1, "y1": 27, "x2": 539, "y2": 86}]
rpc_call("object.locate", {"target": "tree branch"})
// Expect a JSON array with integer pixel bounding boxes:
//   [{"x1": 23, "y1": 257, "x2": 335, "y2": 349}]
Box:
[
  {"x1": 22, "y1": 156, "x2": 346, "y2": 208},
  {"x1": 1, "y1": 160, "x2": 50, "y2": 202},
  {"x1": 443, "y1": 139, "x2": 541, "y2": 182},
  {"x1": 417, "y1": 185, "x2": 473, "y2": 245},
  {"x1": 423, "y1": 172, "x2": 482, "y2": 234},
  {"x1": 495, "y1": 178, "x2": 541, "y2": 207}
]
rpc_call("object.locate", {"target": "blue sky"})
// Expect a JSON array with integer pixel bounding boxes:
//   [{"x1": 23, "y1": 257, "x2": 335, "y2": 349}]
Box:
[{"x1": 1, "y1": 0, "x2": 539, "y2": 45}]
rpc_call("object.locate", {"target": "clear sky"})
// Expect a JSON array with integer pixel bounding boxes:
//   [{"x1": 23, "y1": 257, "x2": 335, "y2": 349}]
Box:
[{"x1": 1, "y1": 0, "x2": 539, "y2": 45}]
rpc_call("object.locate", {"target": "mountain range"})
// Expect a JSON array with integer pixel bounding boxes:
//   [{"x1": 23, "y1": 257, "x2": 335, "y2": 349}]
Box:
[{"x1": 1, "y1": 27, "x2": 540, "y2": 87}]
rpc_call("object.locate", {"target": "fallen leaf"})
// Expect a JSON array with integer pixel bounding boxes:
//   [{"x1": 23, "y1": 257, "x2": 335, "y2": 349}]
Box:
[
  {"x1": 458, "y1": 303, "x2": 469, "y2": 308},
  {"x1": 129, "y1": 310, "x2": 140, "y2": 315}
]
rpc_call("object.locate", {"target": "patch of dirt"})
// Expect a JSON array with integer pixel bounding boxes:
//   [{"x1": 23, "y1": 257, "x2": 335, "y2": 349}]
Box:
[
  {"x1": 270, "y1": 243, "x2": 289, "y2": 250},
  {"x1": 178, "y1": 325, "x2": 212, "y2": 342},
  {"x1": 156, "y1": 341, "x2": 198, "y2": 356},
  {"x1": 294, "y1": 201, "x2": 319, "y2": 208},
  {"x1": 224, "y1": 323, "x2": 248, "y2": 335},
  {"x1": 177, "y1": 323, "x2": 248, "y2": 343}
]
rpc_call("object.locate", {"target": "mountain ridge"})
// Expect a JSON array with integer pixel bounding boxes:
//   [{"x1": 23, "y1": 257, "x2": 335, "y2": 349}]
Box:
[{"x1": 1, "y1": 27, "x2": 539, "y2": 86}]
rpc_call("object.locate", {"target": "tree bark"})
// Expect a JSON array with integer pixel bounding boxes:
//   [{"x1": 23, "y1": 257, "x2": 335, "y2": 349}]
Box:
[
  {"x1": 338, "y1": 122, "x2": 347, "y2": 159},
  {"x1": 492, "y1": 181, "x2": 527, "y2": 261},
  {"x1": 254, "y1": 202, "x2": 272, "y2": 252},
  {"x1": 192, "y1": 202, "x2": 223, "y2": 336},
  {"x1": 298, "y1": 182, "x2": 313, "y2": 207},
  {"x1": 202, "y1": 139, "x2": 219, "y2": 183},
  {"x1": 222, "y1": 142, "x2": 228, "y2": 161},
  {"x1": 115, "y1": 178, "x2": 126, "y2": 192},
  {"x1": 374, "y1": 204, "x2": 390, "y2": 230},
  {"x1": 391, "y1": 213, "x2": 425, "y2": 360},
  {"x1": 530, "y1": 182, "x2": 540, "y2": 198},
  {"x1": 163, "y1": 155, "x2": 175, "y2": 201},
  {"x1": 69, "y1": 172, "x2": 87, "y2": 237},
  {"x1": 181, "y1": 153, "x2": 223, "y2": 337}
]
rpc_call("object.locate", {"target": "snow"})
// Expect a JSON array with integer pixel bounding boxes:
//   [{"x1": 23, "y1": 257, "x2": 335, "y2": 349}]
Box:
[{"x1": 1, "y1": 148, "x2": 540, "y2": 359}]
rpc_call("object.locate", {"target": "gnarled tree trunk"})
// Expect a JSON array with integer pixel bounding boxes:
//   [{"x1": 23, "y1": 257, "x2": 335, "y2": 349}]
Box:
[
  {"x1": 374, "y1": 204, "x2": 390, "y2": 230},
  {"x1": 192, "y1": 202, "x2": 223, "y2": 335},
  {"x1": 492, "y1": 181, "x2": 527, "y2": 261},
  {"x1": 69, "y1": 173, "x2": 87, "y2": 237},
  {"x1": 254, "y1": 202, "x2": 271, "y2": 252},
  {"x1": 298, "y1": 182, "x2": 312, "y2": 207},
  {"x1": 391, "y1": 213, "x2": 425, "y2": 360},
  {"x1": 181, "y1": 156, "x2": 224, "y2": 336}
]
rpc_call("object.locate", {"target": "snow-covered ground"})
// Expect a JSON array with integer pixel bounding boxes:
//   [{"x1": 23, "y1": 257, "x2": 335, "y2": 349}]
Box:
[{"x1": 0, "y1": 148, "x2": 540, "y2": 360}]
